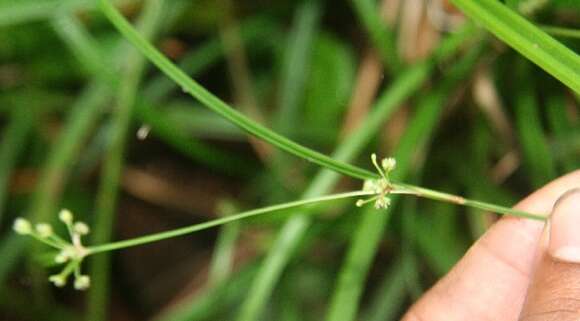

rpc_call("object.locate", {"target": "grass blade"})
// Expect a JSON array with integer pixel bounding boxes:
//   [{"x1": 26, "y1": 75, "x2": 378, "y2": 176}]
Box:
[{"x1": 450, "y1": 0, "x2": 580, "y2": 93}]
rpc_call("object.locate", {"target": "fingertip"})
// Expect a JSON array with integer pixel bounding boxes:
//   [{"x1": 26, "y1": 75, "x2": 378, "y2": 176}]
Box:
[{"x1": 548, "y1": 188, "x2": 580, "y2": 263}]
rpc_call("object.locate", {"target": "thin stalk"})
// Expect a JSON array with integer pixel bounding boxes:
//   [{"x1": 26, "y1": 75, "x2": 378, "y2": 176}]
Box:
[
  {"x1": 87, "y1": 191, "x2": 373, "y2": 254},
  {"x1": 393, "y1": 183, "x2": 545, "y2": 220},
  {"x1": 75, "y1": 178, "x2": 543, "y2": 265}
]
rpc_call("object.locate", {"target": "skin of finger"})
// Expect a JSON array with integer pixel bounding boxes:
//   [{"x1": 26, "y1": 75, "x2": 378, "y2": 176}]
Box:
[
  {"x1": 519, "y1": 253, "x2": 580, "y2": 321},
  {"x1": 403, "y1": 170, "x2": 580, "y2": 321}
]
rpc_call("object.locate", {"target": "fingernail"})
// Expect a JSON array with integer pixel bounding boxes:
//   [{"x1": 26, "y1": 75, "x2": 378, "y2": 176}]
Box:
[{"x1": 549, "y1": 188, "x2": 580, "y2": 263}]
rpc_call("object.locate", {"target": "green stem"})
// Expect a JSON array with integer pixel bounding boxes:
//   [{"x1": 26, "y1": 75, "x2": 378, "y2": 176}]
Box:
[
  {"x1": 87, "y1": 191, "x2": 372, "y2": 254},
  {"x1": 84, "y1": 181, "x2": 546, "y2": 256},
  {"x1": 393, "y1": 183, "x2": 545, "y2": 220},
  {"x1": 29, "y1": 234, "x2": 63, "y2": 250}
]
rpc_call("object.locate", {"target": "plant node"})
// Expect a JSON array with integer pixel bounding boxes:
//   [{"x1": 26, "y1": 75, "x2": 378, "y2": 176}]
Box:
[{"x1": 356, "y1": 154, "x2": 397, "y2": 210}]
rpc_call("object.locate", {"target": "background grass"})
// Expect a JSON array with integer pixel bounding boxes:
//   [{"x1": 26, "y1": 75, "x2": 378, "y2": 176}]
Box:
[{"x1": 0, "y1": 0, "x2": 578, "y2": 320}]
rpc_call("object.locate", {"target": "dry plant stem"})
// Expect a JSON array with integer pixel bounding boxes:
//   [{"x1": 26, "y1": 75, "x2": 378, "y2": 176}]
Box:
[{"x1": 340, "y1": 50, "x2": 383, "y2": 137}]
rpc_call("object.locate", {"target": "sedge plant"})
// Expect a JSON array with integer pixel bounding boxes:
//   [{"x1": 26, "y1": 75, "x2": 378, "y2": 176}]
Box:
[
  {"x1": 13, "y1": 153, "x2": 545, "y2": 290},
  {"x1": 4, "y1": 2, "x2": 577, "y2": 321}
]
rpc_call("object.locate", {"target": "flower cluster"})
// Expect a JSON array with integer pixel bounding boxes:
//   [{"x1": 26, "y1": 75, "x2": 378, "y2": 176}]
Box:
[
  {"x1": 356, "y1": 154, "x2": 396, "y2": 209},
  {"x1": 13, "y1": 209, "x2": 91, "y2": 290}
]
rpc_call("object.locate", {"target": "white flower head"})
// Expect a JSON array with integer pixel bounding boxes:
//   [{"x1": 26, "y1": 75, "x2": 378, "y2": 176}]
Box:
[
  {"x1": 73, "y1": 222, "x2": 90, "y2": 235},
  {"x1": 74, "y1": 275, "x2": 91, "y2": 290},
  {"x1": 49, "y1": 275, "x2": 66, "y2": 287},
  {"x1": 374, "y1": 197, "x2": 391, "y2": 209},
  {"x1": 54, "y1": 251, "x2": 70, "y2": 264},
  {"x1": 356, "y1": 154, "x2": 397, "y2": 210},
  {"x1": 13, "y1": 218, "x2": 32, "y2": 235},
  {"x1": 35, "y1": 223, "x2": 53, "y2": 238},
  {"x1": 59, "y1": 209, "x2": 74, "y2": 224},
  {"x1": 381, "y1": 157, "x2": 396, "y2": 172}
]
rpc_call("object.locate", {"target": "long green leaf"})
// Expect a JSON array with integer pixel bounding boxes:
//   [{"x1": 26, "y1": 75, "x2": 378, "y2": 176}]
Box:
[
  {"x1": 98, "y1": 0, "x2": 375, "y2": 181},
  {"x1": 450, "y1": 0, "x2": 580, "y2": 93}
]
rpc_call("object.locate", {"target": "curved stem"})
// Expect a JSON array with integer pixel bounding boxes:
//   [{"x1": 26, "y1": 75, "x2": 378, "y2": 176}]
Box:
[{"x1": 98, "y1": 0, "x2": 375, "y2": 180}]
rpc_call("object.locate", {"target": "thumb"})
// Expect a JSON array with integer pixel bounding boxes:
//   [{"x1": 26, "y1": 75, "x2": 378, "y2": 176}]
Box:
[{"x1": 519, "y1": 188, "x2": 580, "y2": 321}]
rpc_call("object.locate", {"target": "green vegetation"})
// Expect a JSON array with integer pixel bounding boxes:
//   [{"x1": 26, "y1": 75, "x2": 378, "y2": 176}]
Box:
[{"x1": 0, "y1": 0, "x2": 578, "y2": 320}]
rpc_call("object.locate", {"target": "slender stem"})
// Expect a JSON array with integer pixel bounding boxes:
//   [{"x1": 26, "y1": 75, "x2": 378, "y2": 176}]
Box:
[
  {"x1": 85, "y1": 182, "x2": 546, "y2": 256},
  {"x1": 48, "y1": 235, "x2": 69, "y2": 248},
  {"x1": 87, "y1": 191, "x2": 373, "y2": 254},
  {"x1": 393, "y1": 183, "x2": 546, "y2": 220},
  {"x1": 29, "y1": 234, "x2": 63, "y2": 250}
]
